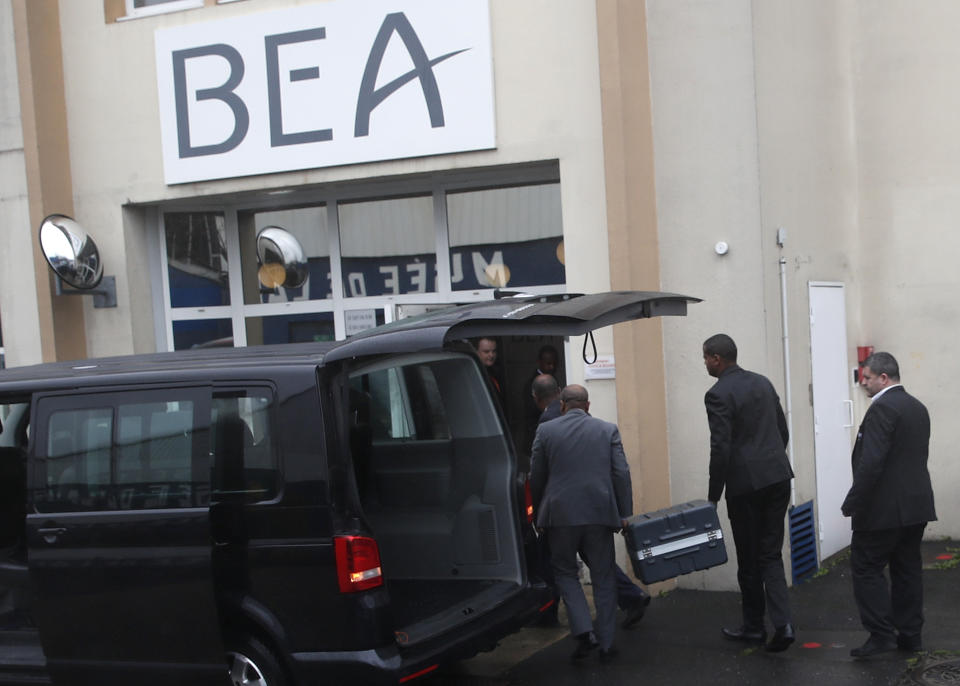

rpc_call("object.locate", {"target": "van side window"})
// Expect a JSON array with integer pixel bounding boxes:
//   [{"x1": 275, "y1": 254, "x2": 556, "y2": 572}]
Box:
[
  {"x1": 35, "y1": 393, "x2": 208, "y2": 513},
  {"x1": 211, "y1": 390, "x2": 278, "y2": 502}
]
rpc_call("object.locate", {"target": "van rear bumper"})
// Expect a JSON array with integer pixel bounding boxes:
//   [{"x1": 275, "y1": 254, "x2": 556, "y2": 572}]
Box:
[
  {"x1": 289, "y1": 582, "x2": 551, "y2": 684},
  {"x1": 396, "y1": 582, "x2": 552, "y2": 682},
  {"x1": 290, "y1": 645, "x2": 402, "y2": 685}
]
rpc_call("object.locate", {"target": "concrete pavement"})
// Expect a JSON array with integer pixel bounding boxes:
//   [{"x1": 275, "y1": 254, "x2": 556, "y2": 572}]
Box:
[{"x1": 440, "y1": 539, "x2": 960, "y2": 686}]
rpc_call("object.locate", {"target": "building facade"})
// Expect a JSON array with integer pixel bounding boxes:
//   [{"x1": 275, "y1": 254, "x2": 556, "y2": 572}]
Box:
[{"x1": 2, "y1": 0, "x2": 957, "y2": 591}]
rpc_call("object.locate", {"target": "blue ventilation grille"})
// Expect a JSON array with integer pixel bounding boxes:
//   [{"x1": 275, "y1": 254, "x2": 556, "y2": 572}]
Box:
[{"x1": 789, "y1": 500, "x2": 818, "y2": 583}]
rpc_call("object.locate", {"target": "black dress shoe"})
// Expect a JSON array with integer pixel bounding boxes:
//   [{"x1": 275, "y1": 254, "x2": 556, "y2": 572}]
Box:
[
  {"x1": 621, "y1": 595, "x2": 651, "y2": 629},
  {"x1": 722, "y1": 625, "x2": 767, "y2": 643},
  {"x1": 765, "y1": 624, "x2": 795, "y2": 652},
  {"x1": 897, "y1": 635, "x2": 923, "y2": 652},
  {"x1": 850, "y1": 636, "x2": 897, "y2": 658},
  {"x1": 571, "y1": 632, "x2": 599, "y2": 661}
]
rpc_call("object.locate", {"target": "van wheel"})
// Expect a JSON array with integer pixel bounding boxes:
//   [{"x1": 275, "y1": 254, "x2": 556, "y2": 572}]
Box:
[{"x1": 226, "y1": 637, "x2": 288, "y2": 686}]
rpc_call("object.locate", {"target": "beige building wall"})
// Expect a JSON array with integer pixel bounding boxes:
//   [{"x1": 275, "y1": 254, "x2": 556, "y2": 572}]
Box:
[
  {"x1": 3, "y1": 0, "x2": 84, "y2": 368},
  {"x1": 850, "y1": 2, "x2": 960, "y2": 539},
  {"x1": 648, "y1": 0, "x2": 960, "y2": 591},
  {"x1": 0, "y1": 0, "x2": 40, "y2": 367},
  {"x1": 4, "y1": 0, "x2": 958, "y2": 595},
  {"x1": 54, "y1": 0, "x2": 616, "y2": 370}
]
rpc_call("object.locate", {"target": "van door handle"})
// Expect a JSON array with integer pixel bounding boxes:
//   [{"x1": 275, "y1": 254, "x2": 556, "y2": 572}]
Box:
[{"x1": 38, "y1": 527, "x2": 67, "y2": 543}]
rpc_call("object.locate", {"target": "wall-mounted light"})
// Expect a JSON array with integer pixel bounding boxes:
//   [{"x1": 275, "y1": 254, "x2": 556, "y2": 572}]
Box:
[
  {"x1": 714, "y1": 241, "x2": 730, "y2": 256},
  {"x1": 38, "y1": 214, "x2": 117, "y2": 308}
]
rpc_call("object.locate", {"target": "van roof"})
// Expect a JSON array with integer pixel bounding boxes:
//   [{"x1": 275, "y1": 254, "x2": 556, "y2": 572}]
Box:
[
  {"x1": 0, "y1": 341, "x2": 339, "y2": 392},
  {"x1": 0, "y1": 290, "x2": 700, "y2": 391}
]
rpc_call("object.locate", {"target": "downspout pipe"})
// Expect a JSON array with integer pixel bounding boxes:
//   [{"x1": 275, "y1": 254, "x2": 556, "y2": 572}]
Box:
[{"x1": 777, "y1": 228, "x2": 796, "y2": 507}]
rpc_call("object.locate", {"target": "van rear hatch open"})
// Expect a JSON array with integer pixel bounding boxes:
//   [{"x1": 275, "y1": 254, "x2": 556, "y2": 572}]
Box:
[{"x1": 324, "y1": 290, "x2": 700, "y2": 674}]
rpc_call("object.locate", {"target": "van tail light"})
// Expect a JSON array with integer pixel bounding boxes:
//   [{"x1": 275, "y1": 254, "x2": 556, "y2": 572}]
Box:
[
  {"x1": 334, "y1": 535, "x2": 383, "y2": 593},
  {"x1": 523, "y1": 477, "x2": 535, "y2": 524}
]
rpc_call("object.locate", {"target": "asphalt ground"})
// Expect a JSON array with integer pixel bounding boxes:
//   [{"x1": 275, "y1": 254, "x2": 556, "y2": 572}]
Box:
[{"x1": 437, "y1": 539, "x2": 960, "y2": 686}]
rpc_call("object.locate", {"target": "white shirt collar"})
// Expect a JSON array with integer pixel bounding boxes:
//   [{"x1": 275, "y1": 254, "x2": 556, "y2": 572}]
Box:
[{"x1": 871, "y1": 383, "x2": 902, "y2": 402}]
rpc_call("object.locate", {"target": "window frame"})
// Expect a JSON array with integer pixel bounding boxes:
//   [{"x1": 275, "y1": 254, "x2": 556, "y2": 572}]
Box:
[
  {"x1": 30, "y1": 385, "x2": 211, "y2": 514},
  {"x1": 210, "y1": 385, "x2": 282, "y2": 504},
  {"x1": 119, "y1": 0, "x2": 204, "y2": 21},
  {"x1": 150, "y1": 162, "x2": 565, "y2": 350}
]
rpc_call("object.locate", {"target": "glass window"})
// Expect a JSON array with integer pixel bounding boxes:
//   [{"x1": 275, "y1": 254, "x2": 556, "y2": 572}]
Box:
[
  {"x1": 172, "y1": 318, "x2": 233, "y2": 351},
  {"x1": 338, "y1": 195, "x2": 435, "y2": 297},
  {"x1": 211, "y1": 391, "x2": 278, "y2": 502},
  {"x1": 237, "y1": 206, "x2": 330, "y2": 305},
  {"x1": 157, "y1": 167, "x2": 564, "y2": 350},
  {"x1": 165, "y1": 212, "x2": 229, "y2": 308},
  {"x1": 124, "y1": 0, "x2": 203, "y2": 18},
  {"x1": 244, "y1": 313, "x2": 334, "y2": 346},
  {"x1": 447, "y1": 184, "x2": 565, "y2": 291},
  {"x1": 36, "y1": 395, "x2": 207, "y2": 513}
]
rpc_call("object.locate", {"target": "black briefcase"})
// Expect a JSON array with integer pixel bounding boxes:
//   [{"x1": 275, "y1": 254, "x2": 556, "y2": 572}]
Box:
[{"x1": 623, "y1": 499, "x2": 728, "y2": 584}]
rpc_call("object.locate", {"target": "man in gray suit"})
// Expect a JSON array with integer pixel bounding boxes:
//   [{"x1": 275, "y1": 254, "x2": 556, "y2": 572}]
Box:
[{"x1": 530, "y1": 384, "x2": 633, "y2": 662}]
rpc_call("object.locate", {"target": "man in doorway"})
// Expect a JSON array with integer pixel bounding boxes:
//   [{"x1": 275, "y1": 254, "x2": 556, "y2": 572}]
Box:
[
  {"x1": 474, "y1": 337, "x2": 505, "y2": 407},
  {"x1": 842, "y1": 352, "x2": 936, "y2": 658},
  {"x1": 529, "y1": 375, "x2": 650, "y2": 630},
  {"x1": 702, "y1": 334, "x2": 795, "y2": 653},
  {"x1": 531, "y1": 384, "x2": 633, "y2": 661},
  {"x1": 522, "y1": 345, "x2": 560, "y2": 456}
]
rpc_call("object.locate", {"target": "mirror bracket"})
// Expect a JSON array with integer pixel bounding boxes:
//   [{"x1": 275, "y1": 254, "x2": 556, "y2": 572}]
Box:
[{"x1": 54, "y1": 275, "x2": 117, "y2": 308}]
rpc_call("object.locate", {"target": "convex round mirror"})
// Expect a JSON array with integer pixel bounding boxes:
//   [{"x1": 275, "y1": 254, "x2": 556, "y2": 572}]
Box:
[
  {"x1": 257, "y1": 226, "x2": 308, "y2": 289},
  {"x1": 38, "y1": 214, "x2": 104, "y2": 290}
]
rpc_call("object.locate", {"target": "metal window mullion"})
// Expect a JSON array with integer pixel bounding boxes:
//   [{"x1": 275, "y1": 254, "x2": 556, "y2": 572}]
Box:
[
  {"x1": 223, "y1": 208, "x2": 247, "y2": 347},
  {"x1": 157, "y1": 211, "x2": 176, "y2": 351},
  {"x1": 326, "y1": 199, "x2": 346, "y2": 340},
  {"x1": 433, "y1": 188, "x2": 452, "y2": 301},
  {"x1": 167, "y1": 307, "x2": 234, "y2": 321},
  {"x1": 241, "y1": 300, "x2": 334, "y2": 317}
]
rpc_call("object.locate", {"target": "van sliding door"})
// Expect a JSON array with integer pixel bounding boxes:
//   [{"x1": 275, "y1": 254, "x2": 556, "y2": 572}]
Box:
[{"x1": 27, "y1": 387, "x2": 225, "y2": 685}]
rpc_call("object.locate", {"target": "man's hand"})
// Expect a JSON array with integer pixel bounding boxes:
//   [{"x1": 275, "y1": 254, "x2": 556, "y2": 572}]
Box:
[{"x1": 709, "y1": 500, "x2": 718, "y2": 509}]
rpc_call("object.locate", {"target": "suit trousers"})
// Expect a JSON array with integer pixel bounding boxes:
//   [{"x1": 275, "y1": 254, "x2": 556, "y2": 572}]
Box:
[
  {"x1": 547, "y1": 525, "x2": 617, "y2": 650},
  {"x1": 538, "y1": 535, "x2": 647, "y2": 619},
  {"x1": 851, "y1": 522, "x2": 926, "y2": 643},
  {"x1": 726, "y1": 479, "x2": 792, "y2": 629}
]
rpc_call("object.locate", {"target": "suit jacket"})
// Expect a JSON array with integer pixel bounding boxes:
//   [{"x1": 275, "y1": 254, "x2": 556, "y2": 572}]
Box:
[
  {"x1": 705, "y1": 365, "x2": 793, "y2": 502},
  {"x1": 841, "y1": 386, "x2": 936, "y2": 531},
  {"x1": 530, "y1": 408, "x2": 633, "y2": 529},
  {"x1": 538, "y1": 398, "x2": 562, "y2": 425}
]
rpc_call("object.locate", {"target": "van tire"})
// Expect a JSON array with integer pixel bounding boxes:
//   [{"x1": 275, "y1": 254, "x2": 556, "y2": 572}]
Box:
[{"x1": 226, "y1": 636, "x2": 288, "y2": 686}]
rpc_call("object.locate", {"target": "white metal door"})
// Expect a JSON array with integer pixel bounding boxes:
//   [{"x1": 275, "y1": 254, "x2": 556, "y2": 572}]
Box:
[{"x1": 809, "y1": 282, "x2": 854, "y2": 560}]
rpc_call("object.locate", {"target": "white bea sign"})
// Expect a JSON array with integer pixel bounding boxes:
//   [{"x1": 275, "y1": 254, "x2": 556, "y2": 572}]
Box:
[{"x1": 154, "y1": 0, "x2": 495, "y2": 184}]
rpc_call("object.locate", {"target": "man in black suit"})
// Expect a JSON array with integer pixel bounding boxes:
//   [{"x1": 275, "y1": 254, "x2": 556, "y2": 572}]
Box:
[
  {"x1": 522, "y1": 346, "x2": 560, "y2": 453},
  {"x1": 841, "y1": 352, "x2": 936, "y2": 658},
  {"x1": 474, "y1": 337, "x2": 505, "y2": 408},
  {"x1": 702, "y1": 334, "x2": 795, "y2": 653}
]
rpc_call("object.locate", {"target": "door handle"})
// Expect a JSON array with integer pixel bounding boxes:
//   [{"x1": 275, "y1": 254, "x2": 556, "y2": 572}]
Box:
[
  {"x1": 37, "y1": 527, "x2": 67, "y2": 544},
  {"x1": 842, "y1": 399, "x2": 854, "y2": 428}
]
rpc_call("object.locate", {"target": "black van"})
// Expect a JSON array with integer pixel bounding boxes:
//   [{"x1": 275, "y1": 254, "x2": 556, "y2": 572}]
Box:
[{"x1": 0, "y1": 291, "x2": 696, "y2": 686}]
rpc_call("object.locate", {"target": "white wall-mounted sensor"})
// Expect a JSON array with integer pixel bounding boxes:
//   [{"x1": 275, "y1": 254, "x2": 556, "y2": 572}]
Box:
[{"x1": 714, "y1": 241, "x2": 729, "y2": 255}]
